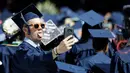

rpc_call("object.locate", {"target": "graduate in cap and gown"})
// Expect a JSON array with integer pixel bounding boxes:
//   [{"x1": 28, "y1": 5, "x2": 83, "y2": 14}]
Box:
[
  {"x1": 65, "y1": 10, "x2": 104, "y2": 65},
  {"x1": 110, "y1": 4, "x2": 130, "y2": 73},
  {"x1": 0, "y1": 3, "x2": 77, "y2": 73},
  {"x1": 79, "y1": 29, "x2": 115, "y2": 73},
  {"x1": 111, "y1": 39, "x2": 130, "y2": 73}
]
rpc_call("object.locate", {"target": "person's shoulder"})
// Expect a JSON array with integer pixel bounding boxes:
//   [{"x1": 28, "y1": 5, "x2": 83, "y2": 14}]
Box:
[
  {"x1": 15, "y1": 41, "x2": 32, "y2": 51},
  {"x1": 90, "y1": 52, "x2": 111, "y2": 63},
  {"x1": 75, "y1": 40, "x2": 93, "y2": 51},
  {"x1": 80, "y1": 55, "x2": 95, "y2": 65},
  {"x1": 115, "y1": 46, "x2": 130, "y2": 63},
  {"x1": 79, "y1": 56, "x2": 94, "y2": 70}
]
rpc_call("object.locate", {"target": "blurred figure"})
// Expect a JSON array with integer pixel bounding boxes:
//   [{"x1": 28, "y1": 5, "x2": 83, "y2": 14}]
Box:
[
  {"x1": 79, "y1": 29, "x2": 115, "y2": 73},
  {"x1": 0, "y1": 4, "x2": 77, "y2": 73},
  {"x1": 102, "y1": 12, "x2": 117, "y2": 58},
  {"x1": 110, "y1": 5, "x2": 130, "y2": 73},
  {"x1": 65, "y1": 10, "x2": 104, "y2": 65}
]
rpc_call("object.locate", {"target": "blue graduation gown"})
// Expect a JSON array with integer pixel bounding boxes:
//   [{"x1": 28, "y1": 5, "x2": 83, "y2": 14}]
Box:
[
  {"x1": 10, "y1": 41, "x2": 57, "y2": 73},
  {"x1": 79, "y1": 52, "x2": 111, "y2": 73},
  {"x1": 0, "y1": 45, "x2": 17, "y2": 73},
  {"x1": 0, "y1": 41, "x2": 57, "y2": 73},
  {"x1": 65, "y1": 38, "x2": 95, "y2": 65},
  {"x1": 111, "y1": 46, "x2": 130, "y2": 73}
]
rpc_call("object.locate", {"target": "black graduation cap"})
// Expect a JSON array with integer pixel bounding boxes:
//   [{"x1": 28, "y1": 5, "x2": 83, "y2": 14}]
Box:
[
  {"x1": 92, "y1": 64, "x2": 110, "y2": 73},
  {"x1": 78, "y1": 10, "x2": 104, "y2": 27},
  {"x1": 11, "y1": 3, "x2": 43, "y2": 30},
  {"x1": 88, "y1": 29, "x2": 115, "y2": 38},
  {"x1": 55, "y1": 61, "x2": 86, "y2": 73}
]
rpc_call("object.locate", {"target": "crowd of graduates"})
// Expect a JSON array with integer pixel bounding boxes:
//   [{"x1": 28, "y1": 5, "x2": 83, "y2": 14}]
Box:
[{"x1": 0, "y1": 0, "x2": 130, "y2": 73}]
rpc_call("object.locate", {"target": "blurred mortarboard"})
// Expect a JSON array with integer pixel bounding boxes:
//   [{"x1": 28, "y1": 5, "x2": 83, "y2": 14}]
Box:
[
  {"x1": 88, "y1": 29, "x2": 115, "y2": 38},
  {"x1": 56, "y1": 13, "x2": 66, "y2": 22},
  {"x1": 111, "y1": 12, "x2": 124, "y2": 28},
  {"x1": 43, "y1": 13, "x2": 58, "y2": 24},
  {"x1": 60, "y1": 6, "x2": 78, "y2": 19},
  {"x1": 55, "y1": 61, "x2": 86, "y2": 73},
  {"x1": 78, "y1": 10, "x2": 104, "y2": 27},
  {"x1": 92, "y1": 64, "x2": 110, "y2": 73},
  {"x1": 11, "y1": 3, "x2": 43, "y2": 30},
  {"x1": 66, "y1": 11, "x2": 78, "y2": 18},
  {"x1": 60, "y1": 6, "x2": 72, "y2": 13}
]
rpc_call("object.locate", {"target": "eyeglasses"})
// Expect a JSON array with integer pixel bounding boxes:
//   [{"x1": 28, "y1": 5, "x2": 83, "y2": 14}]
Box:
[{"x1": 28, "y1": 23, "x2": 45, "y2": 29}]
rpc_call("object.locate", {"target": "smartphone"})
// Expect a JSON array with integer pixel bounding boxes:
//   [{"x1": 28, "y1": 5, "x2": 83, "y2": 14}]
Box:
[{"x1": 64, "y1": 27, "x2": 74, "y2": 38}]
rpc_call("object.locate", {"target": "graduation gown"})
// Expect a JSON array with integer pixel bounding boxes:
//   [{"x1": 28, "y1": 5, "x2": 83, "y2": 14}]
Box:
[
  {"x1": 0, "y1": 41, "x2": 57, "y2": 73},
  {"x1": 111, "y1": 46, "x2": 130, "y2": 73},
  {"x1": 0, "y1": 45, "x2": 17, "y2": 73},
  {"x1": 10, "y1": 41, "x2": 57, "y2": 73},
  {"x1": 79, "y1": 52, "x2": 111, "y2": 73},
  {"x1": 65, "y1": 38, "x2": 95, "y2": 65}
]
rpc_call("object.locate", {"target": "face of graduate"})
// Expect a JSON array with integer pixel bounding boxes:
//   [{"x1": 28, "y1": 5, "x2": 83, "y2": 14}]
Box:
[{"x1": 24, "y1": 18, "x2": 45, "y2": 43}]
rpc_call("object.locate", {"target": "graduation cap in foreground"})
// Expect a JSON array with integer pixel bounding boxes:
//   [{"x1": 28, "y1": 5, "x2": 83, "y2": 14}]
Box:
[
  {"x1": 11, "y1": 3, "x2": 43, "y2": 31},
  {"x1": 88, "y1": 29, "x2": 115, "y2": 38},
  {"x1": 92, "y1": 64, "x2": 110, "y2": 73},
  {"x1": 78, "y1": 10, "x2": 104, "y2": 27},
  {"x1": 55, "y1": 61, "x2": 86, "y2": 73}
]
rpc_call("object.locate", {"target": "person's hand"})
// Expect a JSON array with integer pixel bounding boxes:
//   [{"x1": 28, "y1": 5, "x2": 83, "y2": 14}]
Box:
[{"x1": 55, "y1": 35, "x2": 77, "y2": 54}]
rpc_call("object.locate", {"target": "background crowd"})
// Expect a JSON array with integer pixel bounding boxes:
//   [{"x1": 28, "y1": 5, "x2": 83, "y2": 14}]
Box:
[{"x1": 0, "y1": 0, "x2": 130, "y2": 73}]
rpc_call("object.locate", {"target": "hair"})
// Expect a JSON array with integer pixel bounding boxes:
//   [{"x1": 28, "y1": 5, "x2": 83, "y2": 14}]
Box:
[
  {"x1": 78, "y1": 22, "x2": 102, "y2": 43},
  {"x1": 78, "y1": 23, "x2": 91, "y2": 43},
  {"x1": 93, "y1": 38, "x2": 108, "y2": 51}
]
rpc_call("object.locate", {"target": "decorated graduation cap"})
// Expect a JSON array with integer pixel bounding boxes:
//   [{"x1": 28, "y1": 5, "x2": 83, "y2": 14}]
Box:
[
  {"x1": 78, "y1": 10, "x2": 104, "y2": 27},
  {"x1": 11, "y1": 3, "x2": 43, "y2": 34}
]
